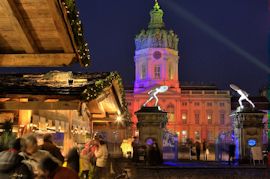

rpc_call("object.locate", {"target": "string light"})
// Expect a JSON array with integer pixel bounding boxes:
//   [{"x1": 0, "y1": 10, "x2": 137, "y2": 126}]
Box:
[
  {"x1": 81, "y1": 72, "x2": 131, "y2": 126},
  {"x1": 61, "y1": 0, "x2": 90, "y2": 67}
]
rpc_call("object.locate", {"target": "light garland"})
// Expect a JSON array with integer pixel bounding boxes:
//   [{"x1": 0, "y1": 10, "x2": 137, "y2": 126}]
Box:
[
  {"x1": 61, "y1": 0, "x2": 90, "y2": 67},
  {"x1": 81, "y1": 72, "x2": 131, "y2": 126}
]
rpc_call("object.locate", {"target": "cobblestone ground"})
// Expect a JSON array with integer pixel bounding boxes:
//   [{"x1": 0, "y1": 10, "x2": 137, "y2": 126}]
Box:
[
  {"x1": 109, "y1": 158, "x2": 270, "y2": 179},
  {"x1": 134, "y1": 168, "x2": 270, "y2": 179}
]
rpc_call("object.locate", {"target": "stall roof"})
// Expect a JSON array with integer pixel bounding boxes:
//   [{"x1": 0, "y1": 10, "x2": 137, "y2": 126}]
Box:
[
  {"x1": 0, "y1": 71, "x2": 120, "y2": 99},
  {"x1": 0, "y1": 71, "x2": 129, "y2": 118},
  {"x1": 0, "y1": 0, "x2": 90, "y2": 67}
]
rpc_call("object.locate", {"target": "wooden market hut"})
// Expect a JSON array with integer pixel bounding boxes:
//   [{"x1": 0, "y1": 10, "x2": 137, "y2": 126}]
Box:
[{"x1": 0, "y1": 0, "x2": 130, "y2": 154}]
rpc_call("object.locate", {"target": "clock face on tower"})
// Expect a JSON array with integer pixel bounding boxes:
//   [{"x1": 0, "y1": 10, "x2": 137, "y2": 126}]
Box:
[{"x1": 153, "y1": 51, "x2": 162, "y2": 59}]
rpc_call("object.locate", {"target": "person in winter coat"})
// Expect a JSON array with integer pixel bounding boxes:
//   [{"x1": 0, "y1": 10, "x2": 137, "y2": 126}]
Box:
[
  {"x1": 93, "y1": 138, "x2": 108, "y2": 179},
  {"x1": 39, "y1": 134, "x2": 64, "y2": 164},
  {"x1": 21, "y1": 134, "x2": 62, "y2": 177},
  {"x1": 0, "y1": 138, "x2": 33, "y2": 179},
  {"x1": 80, "y1": 142, "x2": 92, "y2": 179},
  {"x1": 67, "y1": 147, "x2": 80, "y2": 174},
  {"x1": 40, "y1": 156, "x2": 79, "y2": 179}
]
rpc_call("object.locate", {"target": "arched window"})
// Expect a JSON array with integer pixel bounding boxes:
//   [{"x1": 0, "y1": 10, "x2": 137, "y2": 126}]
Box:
[
  {"x1": 140, "y1": 64, "x2": 146, "y2": 79},
  {"x1": 154, "y1": 65, "x2": 161, "y2": 79}
]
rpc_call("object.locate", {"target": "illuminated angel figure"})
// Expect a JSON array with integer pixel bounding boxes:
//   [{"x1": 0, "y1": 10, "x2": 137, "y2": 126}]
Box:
[
  {"x1": 143, "y1": 86, "x2": 169, "y2": 107},
  {"x1": 230, "y1": 84, "x2": 255, "y2": 109}
]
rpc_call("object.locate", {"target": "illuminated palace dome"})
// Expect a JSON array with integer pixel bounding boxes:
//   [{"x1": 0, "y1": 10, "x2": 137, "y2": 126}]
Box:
[
  {"x1": 135, "y1": 1, "x2": 179, "y2": 51},
  {"x1": 134, "y1": 1, "x2": 180, "y2": 92}
]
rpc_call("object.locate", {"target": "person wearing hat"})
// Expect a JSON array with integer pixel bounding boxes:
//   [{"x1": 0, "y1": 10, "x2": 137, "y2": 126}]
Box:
[{"x1": 93, "y1": 137, "x2": 108, "y2": 179}]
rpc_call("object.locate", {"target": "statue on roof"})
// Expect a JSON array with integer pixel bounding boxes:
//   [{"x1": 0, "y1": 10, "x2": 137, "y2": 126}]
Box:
[
  {"x1": 230, "y1": 84, "x2": 255, "y2": 109},
  {"x1": 143, "y1": 86, "x2": 169, "y2": 106}
]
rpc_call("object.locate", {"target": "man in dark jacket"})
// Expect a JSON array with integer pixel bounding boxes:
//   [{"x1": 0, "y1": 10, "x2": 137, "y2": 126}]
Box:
[{"x1": 39, "y1": 134, "x2": 64, "y2": 163}]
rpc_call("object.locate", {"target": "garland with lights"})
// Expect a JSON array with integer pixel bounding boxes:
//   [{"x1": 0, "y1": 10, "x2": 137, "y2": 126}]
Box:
[
  {"x1": 61, "y1": 0, "x2": 90, "y2": 67},
  {"x1": 81, "y1": 72, "x2": 131, "y2": 126}
]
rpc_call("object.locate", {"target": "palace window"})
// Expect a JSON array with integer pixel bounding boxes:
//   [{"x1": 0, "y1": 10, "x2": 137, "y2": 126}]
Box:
[
  {"x1": 220, "y1": 113, "x2": 225, "y2": 125},
  {"x1": 195, "y1": 112, "x2": 200, "y2": 124},
  {"x1": 182, "y1": 102, "x2": 187, "y2": 106},
  {"x1": 207, "y1": 131, "x2": 213, "y2": 140},
  {"x1": 194, "y1": 102, "x2": 200, "y2": 106},
  {"x1": 182, "y1": 112, "x2": 187, "y2": 124},
  {"x1": 154, "y1": 65, "x2": 161, "y2": 79},
  {"x1": 181, "y1": 130, "x2": 187, "y2": 143},
  {"x1": 140, "y1": 64, "x2": 146, "y2": 79},
  {"x1": 207, "y1": 102, "x2": 212, "y2": 107},
  {"x1": 219, "y1": 102, "x2": 225, "y2": 107},
  {"x1": 167, "y1": 104, "x2": 175, "y2": 122},
  {"x1": 207, "y1": 113, "x2": 213, "y2": 124},
  {"x1": 195, "y1": 131, "x2": 200, "y2": 140}
]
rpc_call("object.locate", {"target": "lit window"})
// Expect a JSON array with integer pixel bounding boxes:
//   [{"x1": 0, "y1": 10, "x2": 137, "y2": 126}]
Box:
[
  {"x1": 195, "y1": 131, "x2": 200, "y2": 140},
  {"x1": 220, "y1": 113, "x2": 225, "y2": 125},
  {"x1": 141, "y1": 64, "x2": 146, "y2": 79},
  {"x1": 181, "y1": 130, "x2": 187, "y2": 143},
  {"x1": 167, "y1": 104, "x2": 175, "y2": 122},
  {"x1": 195, "y1": 112, "x2": 200, "y2": 124},
  {"x1": 207, "y1": 113, "x2": 212, "y2": 124},
  {"x1": 182, "y1": 112, "x2": 187, "y2": 124},
  {"x1": 154, "y1": 65, "x2": 161, "y2": 79}
]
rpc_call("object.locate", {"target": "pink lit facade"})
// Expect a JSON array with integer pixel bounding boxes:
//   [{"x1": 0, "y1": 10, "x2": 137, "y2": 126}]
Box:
[{"x1": 125, "y1": 2, "x2": 231, "y2": 144}]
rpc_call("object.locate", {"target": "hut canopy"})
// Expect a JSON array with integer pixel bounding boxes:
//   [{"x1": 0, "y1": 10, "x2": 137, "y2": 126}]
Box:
[{"x1": 0, "y1": 0, "x2": 90, "y2": 67}]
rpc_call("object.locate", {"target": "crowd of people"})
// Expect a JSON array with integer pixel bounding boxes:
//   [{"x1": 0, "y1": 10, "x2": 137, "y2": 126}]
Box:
[
  {"x1": 132, "y1": 137, "x2": 163, "y2": 165},
  {"x1": 0, "y1": 133, "x2": 109, "y2": 179}
]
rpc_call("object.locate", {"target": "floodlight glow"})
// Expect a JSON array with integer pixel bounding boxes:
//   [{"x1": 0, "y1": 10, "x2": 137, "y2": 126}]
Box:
[{"x1": 163, "y1": 1, "x2": 270, "y2": 73}]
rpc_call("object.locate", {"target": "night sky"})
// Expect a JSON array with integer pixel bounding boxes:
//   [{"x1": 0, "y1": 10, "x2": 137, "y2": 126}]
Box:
[
  {"x1": 1, "y1": 0, "x2": 269, "y2": 95},
  {"x1": 76, "y1": 0, "x2": 269, "y2": 95}
]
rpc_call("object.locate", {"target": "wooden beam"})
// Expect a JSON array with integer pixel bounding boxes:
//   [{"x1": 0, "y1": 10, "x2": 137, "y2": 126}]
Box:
[
  {"x1": 0, "y1": 0, "x2": 38, "y2": 53},
  {"x1": 0, "y1": 53, "x2": 76, "y2": 66},
  {"x1": 0, "y1": 101, "x2": 80, "y2": 110},
  {"x1": 47, "y1": 0, "x2": 74, "y2": 53}
]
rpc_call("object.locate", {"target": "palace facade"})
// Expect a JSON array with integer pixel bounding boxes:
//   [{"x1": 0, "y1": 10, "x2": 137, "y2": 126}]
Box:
[{"x1": 125, "y1": 1, "x2": 231, "y2": 144}]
